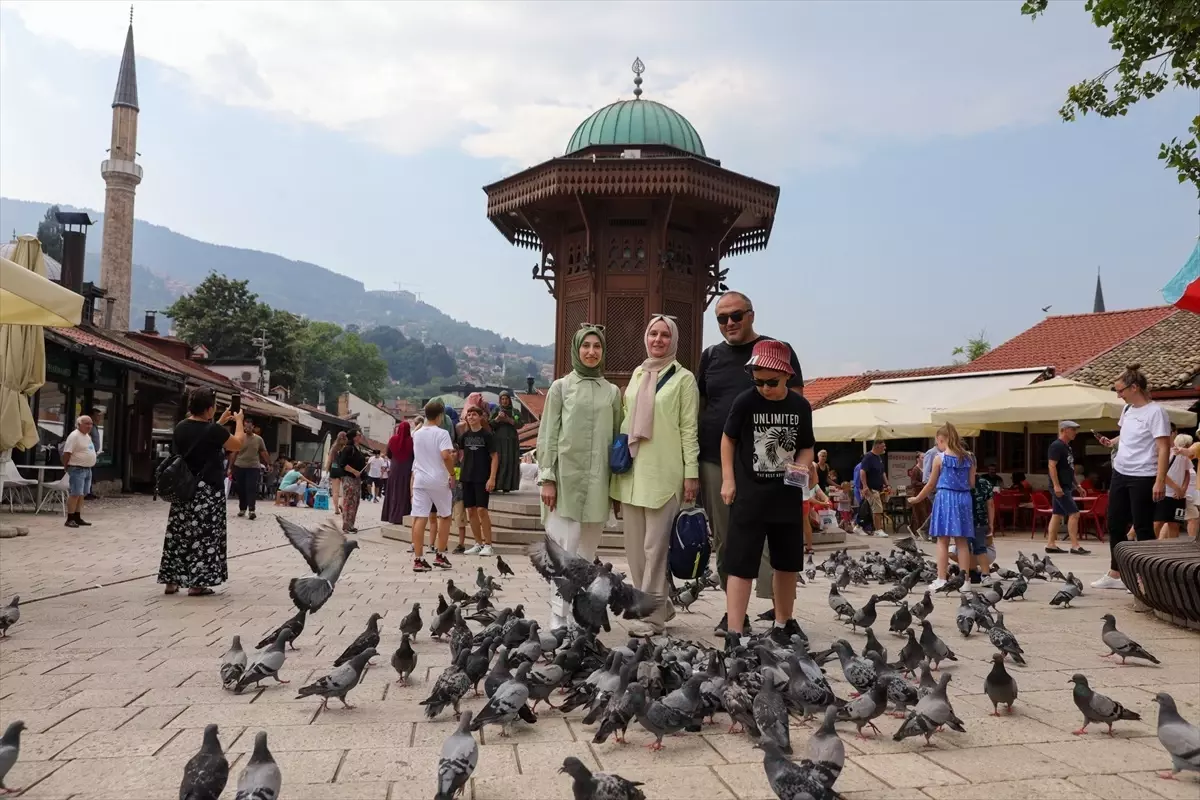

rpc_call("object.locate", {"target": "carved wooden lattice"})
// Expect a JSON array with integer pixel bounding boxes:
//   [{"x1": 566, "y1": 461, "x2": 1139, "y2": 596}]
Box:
[
  {"x1": 605, "y1": 296, "x2": 647, "y2": 372},
  {"x1": 563, "y1": 298, "x2": 589, "y2": 339},
  {"x1": 607, "y1": 235, "x2": 647, "y2": 272},
  {"x1": 664, "y1": 298, "x2": 695, "y2": 370}
]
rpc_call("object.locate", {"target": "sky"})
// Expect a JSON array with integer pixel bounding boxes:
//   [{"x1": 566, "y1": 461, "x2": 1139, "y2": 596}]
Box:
[{"x1": 1, "y1": 0, "x2": 1196, "y2": 378}]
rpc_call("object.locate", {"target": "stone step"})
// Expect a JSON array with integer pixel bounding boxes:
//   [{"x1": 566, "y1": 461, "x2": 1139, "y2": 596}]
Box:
[{"x1": 489, "y1": 496, "x2": 541, "y2": 516}]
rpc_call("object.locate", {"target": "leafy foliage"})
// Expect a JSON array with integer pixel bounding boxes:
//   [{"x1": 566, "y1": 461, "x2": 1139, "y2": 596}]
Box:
[
  {"x1": 1021, "y1": 0, "x2": 1200, "y2": 194},
  {"x1": 36, "y1": 205, "x2": 64, "y2": 264},
  {"x1": 951, "y1": 330, "x2": 993, "y2": 365},
  {"x1": 359, "y1": 326, "x2": 457, "y2": 386}
]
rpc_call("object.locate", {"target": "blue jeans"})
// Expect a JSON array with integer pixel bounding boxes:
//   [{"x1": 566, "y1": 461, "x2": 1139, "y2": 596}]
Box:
[{"x1": 67, "y1": 466, "x2": 92, "y2": 496}]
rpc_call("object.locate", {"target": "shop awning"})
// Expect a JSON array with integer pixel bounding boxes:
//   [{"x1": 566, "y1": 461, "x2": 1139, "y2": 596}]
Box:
[
  {"x1": 812, "y1": 394, "x2": 977, "y2": 441},
  {"x1": 0, "y1": 254, "x2": 83, "y2": 327},
  {"x1": 859, "y1": 368, "x2": 1047, "y2": 412}
]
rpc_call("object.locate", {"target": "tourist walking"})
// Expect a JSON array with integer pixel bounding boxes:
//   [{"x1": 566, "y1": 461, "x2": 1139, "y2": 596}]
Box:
[
  {"x1": 537, "y1": 324, "x2": 622, "y2": 628},
  {"x1": 366, "y1": 450, "x2": 387, "y2": 502},
  {"x1": 696, "y1": 291, "x2": 803, "y2": 633},
  {"x1": 858, "y1": 441, "x2": 890, "y2": 537},
  {"x1": 61, "y1": 415, "x2": 97, "y2": 528},
  {"x1": 611, "y1": 315, "x2": 699, "y2": 636},
  {"x1": 411, "y1": 399, "x2": 457, "y2": 573},
  {"x1": 1046, "y1": 421, "x2": 1090, "y2": 554},
  {"x1": 1093, "y1": 364, "x2": 1172, "y2": 589},
  {"x1": 158, "y1": 388, "x2": 245, "y2": 596},
  {"x1": 325, "y1": 431, "x2": 347, "y2": 515},
  {"x1": 382, "y1": 420, "x2": 414, "y2": 524},
  {"x1": 490, "y1": 390, "x2": 522, "y2": 493},
  {"x1": 232, "y1": 417, "x2": 268, "y2": 520},
  {"x1": 337, "y1": 429, "x2": 367, "y2": 533},
  {"x1": 907, "y1": 423, "x2": 975, "y2": 592}
]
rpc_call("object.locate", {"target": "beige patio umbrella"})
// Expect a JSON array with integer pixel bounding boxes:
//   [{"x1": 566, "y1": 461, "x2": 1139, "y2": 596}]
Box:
[
  {"x1": 812, "y1": 393, "x2": 979, "y2": 442},
  {"x1": 0, "y1": 236, "x2": 82, "y2": 452},
  {"x1": 931, "y1": 376, "x2": 1198, "y2": 432}
]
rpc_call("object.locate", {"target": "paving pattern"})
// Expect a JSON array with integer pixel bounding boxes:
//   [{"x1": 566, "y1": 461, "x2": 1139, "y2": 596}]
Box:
[{"x1": 0, "y1": 497, "x2": 1198, "y2": 799}]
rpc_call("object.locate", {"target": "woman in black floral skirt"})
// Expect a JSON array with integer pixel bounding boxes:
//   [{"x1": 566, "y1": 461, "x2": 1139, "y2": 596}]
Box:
[
  {"x1": 338, "y1": 428, "x2": 367, "y2": 533},
  {"x1": 158, "y1": 388, "x2": 246, "y2": 596}
]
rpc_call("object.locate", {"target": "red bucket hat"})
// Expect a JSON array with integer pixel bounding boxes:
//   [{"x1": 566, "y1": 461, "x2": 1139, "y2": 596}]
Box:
[{"x1": 746, "y1": 339, "x2": 794, "y2": 376}]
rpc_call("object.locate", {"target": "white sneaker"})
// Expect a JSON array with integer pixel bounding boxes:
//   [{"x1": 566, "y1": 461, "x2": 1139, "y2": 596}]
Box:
[
  {"x1": 1090, "y1": 574, "x2": 1126, "y2": 590},
  {"x1": 873, "y1": 530, "x2": 889, "y2": 538},
  {"x1": 479, "y1": 545, "x2": 494, "y2": 556},
  {"x1": 928, "y1": 578, "x2": 948, "y2": 592},
  {"x1": 949, "y1": 543, "x2": 958, "y2": 556},
  {"x1": 852, "y1": 525, "x2": 868, "y2": 536},
  {"x1": 464, "y1": 545, "x2": 483, "y2": 556}
]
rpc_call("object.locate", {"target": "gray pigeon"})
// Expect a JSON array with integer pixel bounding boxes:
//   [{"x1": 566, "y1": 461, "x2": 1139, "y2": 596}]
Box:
[
  {"x1": 987, "y1": 612, "x2": 1026, "y2": 666},
  {"x1": 391, "y1": 633, "x2": 418, "y2": 685},
  {"x1": 0, "y1": 596, "x2": 19, "y2": 637},
  {"x1": 295, "y1": 648, "x2": 376, "y2": 710},
  {"x1": 219, "y1": 636, "x2": 246, "y2": 690},
  {"x1": 918, "y1": 620, "x2": 957, "y2": 670},
  {"x1": 889, "y1": 628, "x2": 923, "y2": 675},
  {"x1": 893, "y1": 673, "x2": 965, "y2": 745},
  {"x1": 847, "y1": 594, "x2": 880, "y2": 632},
  {"x1": 888, "y1": 601, "x2": 912, "y2": 635},
  {"x1": 1100, "y1": 614, "x2": 1161, "y2": 665},
  {"x1": 234, "y1": 629, "x2": 294, "y2": 693},
  {"x1": 983, "y1": 652, "x2": 1018, "y2": 715},
  {"x1": 0, "y1": 721, "x2": 24, "y2": 795},
  {"x1": 435, "y1": 711, "x2": 478, "y2": 800},
  {"x1": 863, "y1": 627, "x2": 887, "y2": 665},
  {"x1": 757, "y1": 740, "x2": 839, "y2": 800},
  {"x1": 422, "y1": 649, "x2": 472, "y2": 719},
  {"x1": 1070, "y1": 673, "x2": 1141, "y2": 735},
  {"x1": 179, "y1": 724, "x2": 229, "y2": 800},
  {"x1": 1050, "y1": 582, "x2": 1081, "y2": 608},
  {"x1": 828, "y1": 584, "x2": 854, "y2": 621},
  {"x1": 333, "y1": 612, "x2": 382, "y2": 667},
  {"x1": 832, "y1": 639, "x2": 876, "y2": 695},
  {"x1": 637, "y1": 674, "x2": 703, "y2": 750},
  {"x1": 559, "y1": 756, "x2": 645, "y2": 800},
  {"x1": 955, "y1": 595, "x2": 976, "y2": 636},
  {"x1": 398, "y1": 602, "x2": 422, "y2": 639},
  {"x1": 1153, "y1": 693, "x2": 1200, "y2": 780},
  {"x1": 837, "y1": 680, "x2": 888, "y2": 739},
  {"x1": 470, "y1": 662, "x2": 533, "y2": 737},
  {"x1": 1002, "y1": 573, "x2": 1028, "y2": 601},
  {"x1": 234, "y1": 731, "x2": 281, "y2": 800},
  {"x1": 753, "y1": 667, "x2": 792, "y2": 755},
  {"x1": 256, "y1": 608, "x2": 305, "y2": 650},
  {"x1": 806, "y1": 706, "x2": 845, "y2": 785},
  {"x1": 911, "y1": 590, "x2": 934, "y2": 621},
  {"x1": 277, "y1": 517, "x2": 359, "y2": 613}
]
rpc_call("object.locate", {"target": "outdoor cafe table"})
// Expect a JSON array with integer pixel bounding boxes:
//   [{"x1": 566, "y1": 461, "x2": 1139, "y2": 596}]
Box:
[{"x1": 15, "y1": 464, "x2": 64, "y2": 510}]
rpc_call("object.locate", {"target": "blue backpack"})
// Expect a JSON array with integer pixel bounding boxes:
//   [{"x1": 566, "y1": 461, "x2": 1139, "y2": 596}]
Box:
[{"x1": 669, "y1": 506, "x2": 712, "y2": 580}]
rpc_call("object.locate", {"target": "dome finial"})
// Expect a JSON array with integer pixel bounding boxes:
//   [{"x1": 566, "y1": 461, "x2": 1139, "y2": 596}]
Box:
[{"x1": 632, "y1": 57, "x2": 644, "y2": 99}]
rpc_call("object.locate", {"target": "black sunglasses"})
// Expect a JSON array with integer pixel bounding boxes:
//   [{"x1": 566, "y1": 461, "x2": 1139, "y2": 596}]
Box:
[
  {"x1": 716, "y1": 309, "x2": 751, "y2": 325},
  {"x1": 752, "y1": 377, "x2": 781, "y2": 388}
]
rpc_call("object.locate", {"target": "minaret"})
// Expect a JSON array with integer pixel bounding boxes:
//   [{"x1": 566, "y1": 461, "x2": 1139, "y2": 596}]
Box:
[
  {"x1": 98, "y1": 8, "x2": 142, "y2": 331},
  {"x1": 1093, "y1": 267, "x2": 1106, "y2": 313}
]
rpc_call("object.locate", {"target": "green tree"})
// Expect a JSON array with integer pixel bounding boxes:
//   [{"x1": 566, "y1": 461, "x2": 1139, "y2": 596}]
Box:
[
  {"x1": 291, "y1": 322, "x2": 387, "y2": 404},
  {"x1": 166, "y1": 274, "x2": 262, "y2": 359},
  {"x1": 1022, "y1": 0, "x2": 1200, "y2": 194},
  {"x1": 36, "y1": 205, "x2": 64, "y2": 264},
  {"x1": 952, "y1": 330, "x2": 993, "y2": 365}
]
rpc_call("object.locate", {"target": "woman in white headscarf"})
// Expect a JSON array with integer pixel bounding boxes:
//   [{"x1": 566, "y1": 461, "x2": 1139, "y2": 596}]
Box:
[{"x1": 610, "y1": 314, "x2": 700, "y2": 635}]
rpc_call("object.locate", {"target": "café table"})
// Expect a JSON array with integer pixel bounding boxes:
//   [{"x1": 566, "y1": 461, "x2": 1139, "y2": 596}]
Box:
[{"x1": 15, "y1": 464, "x2": 65, "y2": 511}]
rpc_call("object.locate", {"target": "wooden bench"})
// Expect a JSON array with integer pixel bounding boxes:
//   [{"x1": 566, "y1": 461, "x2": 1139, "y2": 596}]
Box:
[{"x1": 1115, "y1": 538, "x2": 1200, "y2": 629}]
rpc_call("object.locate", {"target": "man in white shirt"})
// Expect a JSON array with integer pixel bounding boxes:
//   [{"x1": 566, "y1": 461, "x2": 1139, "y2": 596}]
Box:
[
  {"x1": 62, "y1": 416, "x2": 98, "y2": 528},
  {"x1": 366, "y1": 451, "x2": 387, "y2": 502},
  {"x1": 409, "y1": 400, "x2": 457, "y2": 573}
]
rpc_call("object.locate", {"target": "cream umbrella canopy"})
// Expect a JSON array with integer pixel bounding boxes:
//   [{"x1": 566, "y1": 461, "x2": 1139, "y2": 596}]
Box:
[{"x1": 812, "y1": 393, "x2": 979, "y2": 442}]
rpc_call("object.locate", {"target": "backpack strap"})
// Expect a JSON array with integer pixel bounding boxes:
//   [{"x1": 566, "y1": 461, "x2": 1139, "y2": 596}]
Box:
[{"x1": 655, "y1": 365, "x2": 678, "y2": 393}]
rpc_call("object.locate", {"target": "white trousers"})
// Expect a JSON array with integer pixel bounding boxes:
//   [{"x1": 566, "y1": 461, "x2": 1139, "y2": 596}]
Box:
[{"x1": 546, "y1": 509, "x2": 605, "y2": 623}]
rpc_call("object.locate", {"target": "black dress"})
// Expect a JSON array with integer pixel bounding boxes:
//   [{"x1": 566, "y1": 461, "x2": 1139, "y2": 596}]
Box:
[
  {"x1": 490, "y1": 409, "x2": 521, "y2": 493},
  {"x1": 158, "y1": 419, "x2": 231, "y2": 589}
]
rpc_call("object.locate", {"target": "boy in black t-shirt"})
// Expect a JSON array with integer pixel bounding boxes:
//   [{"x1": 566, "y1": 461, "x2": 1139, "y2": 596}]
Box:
[
  {"x1": 720, "y1": 340, "x2": 815, "y2": 643},
  {"x1": 458, "y1": 406, "x2": 498, "y2": 556}
]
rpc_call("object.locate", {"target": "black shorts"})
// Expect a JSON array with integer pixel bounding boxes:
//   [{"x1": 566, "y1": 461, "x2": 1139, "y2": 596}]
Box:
[
  {"x1": 724, "y1": 506, "x2": 805, "y2": 578},
  {"x1": 462, "y1": 481, "x2": 490, "y2": 510},
  {"x1": 1154, "y1": 497, "x2": 1186, "y2": 523},
  {"x1": 1051, "y1": 494, "x2": 1079, "y2": 517}
]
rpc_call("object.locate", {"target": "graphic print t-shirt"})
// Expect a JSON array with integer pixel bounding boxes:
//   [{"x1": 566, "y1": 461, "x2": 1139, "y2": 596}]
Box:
[
  {"x1": 723, "y1": 388, "x2": 815, "y2": 523},
  {"x1": 460, "y1": 428, "x2": 496, "y2": 483}
]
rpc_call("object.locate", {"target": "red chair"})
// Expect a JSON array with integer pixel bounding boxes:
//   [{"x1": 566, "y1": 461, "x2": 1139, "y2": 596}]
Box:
[
  {"x1": 1029, "y1": 490, "x2": 1053, "y2": 536},
  {"x1": 993, "y1": 491, "x2": 1021, "y2": 532},
  {"x1": 1077, "y1": 493, "x2": 1108, "y2": 541}
]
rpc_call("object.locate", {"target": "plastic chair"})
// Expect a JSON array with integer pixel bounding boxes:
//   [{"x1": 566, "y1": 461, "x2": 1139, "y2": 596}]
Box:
[
  {"x1": 1029, "y1": 491, "x2": 1054, "y2": 535},
  {"x1": 1, "y1": 459, "x2": 36, "y2": 512},
  {"x1": 993, "y1": 491, "x2": 1021, "y2": 532},
  {"x1": 1078, "y1": 493, "x2": 1108, "y2": 541},
  {"x1": 35, "y1": 474, "x2": 70, "y2": 516}
]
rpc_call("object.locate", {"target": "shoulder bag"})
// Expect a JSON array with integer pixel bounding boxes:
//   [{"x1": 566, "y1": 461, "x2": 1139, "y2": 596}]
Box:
[{"x1": 610, "y1": 365, "x2": 679, "y2": 475}]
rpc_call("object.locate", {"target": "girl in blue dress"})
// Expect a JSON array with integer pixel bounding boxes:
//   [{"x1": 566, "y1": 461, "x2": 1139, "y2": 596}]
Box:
[{"x1": 908, "y1": 423, "x2": 975, "y2": 591}]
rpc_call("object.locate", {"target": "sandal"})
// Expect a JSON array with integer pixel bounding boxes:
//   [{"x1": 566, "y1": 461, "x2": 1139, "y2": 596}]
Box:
[
  {"x1": 163, "y1": 584, "x2": 179, "y2": 595},
  {"x1": 187, "y1": 588, "x2": 215, "y2": 596}
]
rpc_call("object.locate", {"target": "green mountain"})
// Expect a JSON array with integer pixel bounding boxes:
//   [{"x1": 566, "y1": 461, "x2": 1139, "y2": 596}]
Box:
[{"x1": 0, "y1": 197, "x2": 552, "y2": 361}]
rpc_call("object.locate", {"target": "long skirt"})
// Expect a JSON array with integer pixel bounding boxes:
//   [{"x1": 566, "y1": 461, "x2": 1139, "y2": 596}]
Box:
[
  {"x1": 492, "y1": 423, "x2": 521, "y2": 492},
  {"x1": 342, "y1": 475, "x2": 362, "y2": 531},
  {"x1": 382, "y1": 456, "x2": 413, "y2": 523},
  {"x1": 158, "y1": 481, "x2": 228, "y2": 588}
]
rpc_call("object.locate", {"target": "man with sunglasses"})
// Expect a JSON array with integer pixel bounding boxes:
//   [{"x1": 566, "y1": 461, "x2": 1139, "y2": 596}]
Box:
[{"x1": 698, "y1": 291, "x2": 803, "y2": 634}]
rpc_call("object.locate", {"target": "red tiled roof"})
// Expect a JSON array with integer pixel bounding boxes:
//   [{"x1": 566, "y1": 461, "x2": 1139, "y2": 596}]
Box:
[
  {"x1": 53, "y1": 327, "x2": 183, "y2": 379},
  {"x1": 959, "y1": 306, "x2": 1175, "y2": 376},
  {"x1": 516, "y1": 391, "x2": 545, "y2": 421},
  {"x1": 114, "y1": 332, "x2": 237, "y2": 389},
  {"x1": 518, "y1": 421, "x2": 540, "y2": 450}
]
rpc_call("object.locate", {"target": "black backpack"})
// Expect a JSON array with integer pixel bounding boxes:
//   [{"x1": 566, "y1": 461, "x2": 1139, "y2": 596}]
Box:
[{"x1": 155, "y1": 437, "x2": 202, "y2": 504}]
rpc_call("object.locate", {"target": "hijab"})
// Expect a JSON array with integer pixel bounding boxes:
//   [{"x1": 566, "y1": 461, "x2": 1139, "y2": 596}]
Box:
[
  {"x1": 388, "y1": 420, "x2": 413, "y2": 462},
  {"x1": 628, "y1": 314, "x2": 679, "y2": 457},
  {"x1": 571, "y1": 325, "x2": 606, "y2": 378},
  {"x1": 460, "y1": 392, "x2": 491, "y2": 433},
  {"x1": 493, "y1": 390, "x2": 522, "y2": 426}
]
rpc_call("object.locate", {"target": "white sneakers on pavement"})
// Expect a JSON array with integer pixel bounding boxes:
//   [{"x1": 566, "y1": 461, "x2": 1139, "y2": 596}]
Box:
[
  {"x1": 479, "y1": 545, "x2": 494, "y2": 556},
  {"x1": 464, "y1": 545, "x2": 483, "y2": 556},
  {"x1": 928, "y1": 578, "x2": 948, "y2": 592},
  {"x1": 1090, "y1": 574, "x2": 1126, "y2": 590}
]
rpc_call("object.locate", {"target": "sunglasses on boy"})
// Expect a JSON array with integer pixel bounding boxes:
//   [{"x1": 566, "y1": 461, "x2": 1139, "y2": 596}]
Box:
[
  {"x1": 752, "y1": 377, "x2": 781, "y2": 388},
  {"x1": 716, "y1": 309, "x2": 750, "y2": 325}
]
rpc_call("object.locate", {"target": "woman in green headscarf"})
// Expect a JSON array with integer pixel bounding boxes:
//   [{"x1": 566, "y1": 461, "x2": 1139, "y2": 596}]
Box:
[
  {"x1": 536, "y1": 324, "x2": 623, "y2": 628},
  {"x1": 490, "y1": 390, "x2": 522, "y2": 493}
]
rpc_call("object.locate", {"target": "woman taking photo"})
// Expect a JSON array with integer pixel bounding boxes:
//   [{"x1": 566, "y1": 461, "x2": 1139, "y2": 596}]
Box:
[
  {"x1": 611, "y1": 315, "x2": 700, "y2": 636},
  {"x1": 382, "y1": 420, "x2": 414, "y2": 524},
  {"x1": 538, "y1": 325, "x2": 622, "y2": 628},
  {"x1": 325, "y1": 431, "x2": 348, "y2": 515},
  {"x1": 491, "y1": 390, "x2": 522, "y2": 493},
  {"x1": 1093, "y1": 364, "x2": 1172, "y2": 590},
  {"x1": 338, "y1": 429, "x2": 368, "y2": 533},
  {"x1": 158, "y1": 388, "x2": 246, "y2": 596}
]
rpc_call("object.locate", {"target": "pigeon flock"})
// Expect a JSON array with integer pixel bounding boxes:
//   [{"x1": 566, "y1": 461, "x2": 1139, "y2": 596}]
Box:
[{"x1": 0, "y1": 523, "x2": 1196, "y2": 798}]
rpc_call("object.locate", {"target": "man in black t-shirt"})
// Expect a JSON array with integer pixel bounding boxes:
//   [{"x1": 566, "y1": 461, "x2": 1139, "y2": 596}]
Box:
[
  {"x1": 458, "y1": 406, "x2": 498, "y2": 556},
  {"x1": 858, "y1": 441, "x2": 889, "y2": 536},
  {"x1": 1046, "y1": 420, "x2": 1089, "y2": 555},
  {"x1": 697, "y1": 291, "x2": 803, "y2": 633},
  {"x1": 720, "y1": 339, "x2": 815, "y2": 642}
]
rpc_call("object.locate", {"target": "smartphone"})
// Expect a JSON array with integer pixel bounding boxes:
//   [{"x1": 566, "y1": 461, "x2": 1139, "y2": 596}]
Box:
[{"x1": 230, "y1": 393, "x2": 241, "y2": 414}]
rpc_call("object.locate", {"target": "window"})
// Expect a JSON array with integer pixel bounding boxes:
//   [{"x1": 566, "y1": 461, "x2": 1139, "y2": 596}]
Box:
[
  {"x1": 1029, "y1": 434, "x2": 1057, "y2": 473},
  {"x1": 975, "y1": 430, "x2": 1000, "y2": 468},
  {"x1": 1000, "y1": 432, "x2": 1026, "y2": 473},
  {"x1": 36, "y1": 384, "x2": 68, "y2": 450},
  {"x1": 89, "y1": 390, "x2": 115, "y2": 467}
]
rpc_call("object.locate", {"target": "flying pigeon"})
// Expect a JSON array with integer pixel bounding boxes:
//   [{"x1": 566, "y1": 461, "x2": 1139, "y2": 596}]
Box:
[
  {"x1": 398, "y1": 603, "x2": 422, "y2": 639},
  {"x1": 983, "y1": 653, "x2": 1018, "y2": 716},
  {"x1": 1069, "y1": 673, "x2": 1141, "y2": 736},
  {"x1": 559, "y1": 756, "x2": 645, "y2": 800},
  {"x1": 233, "y1": 731, "x2": 281, "y2": 800},
  {"x1": 276, "y1": 517, "x2": 359, "y2": 613},
  {"x1": 234, "y1": 629, "x2": 294, "y2": 693},
  {"x1": 333, "y1": 613, "x2": 382, "y2": 667},
  {"x1": 1100, "y1": 614, "x2": 1161, "y2": 665},
  {"x1": 1153, "y1": 692, "x2": 1200, "y2": 780},
  {"x1": 391, "y1": 633, "x2": 418, "y2": 686},
  {"x1": 434, "y1": 711, "x2": 478, "y2": 800},
  {"x1": 0, "y1": 596, "x2": 19, "y2": 638},
  {"x1": 179, "y1": 724, "x2": 229, "y2": 800},
  {"x1": 295, "y1": 648, "x2": 376, "y2": 710},
  {"x1": 0, "y1": 721, "x2": 25, "y2": 796},
  {"x1": 529, "y1": 534, "x2": 660, "y2": 632},
  {"x1": 256, "y1": 608, "x2": 306, "y2": 650},
  {"x1": 219, "y1": 636, "x2": 247, "y2": 690}
]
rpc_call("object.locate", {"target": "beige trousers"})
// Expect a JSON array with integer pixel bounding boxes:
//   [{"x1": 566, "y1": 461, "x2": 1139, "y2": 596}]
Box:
[
  {"x1": 545, "y1": 509, "x2": 605, "y2": 622},
  {"x1": 623, "y1": 494, "x2": 681, "y2": 627},
  {"x1": 699, "y1": 460, "x2": 773, "y2": 599}
]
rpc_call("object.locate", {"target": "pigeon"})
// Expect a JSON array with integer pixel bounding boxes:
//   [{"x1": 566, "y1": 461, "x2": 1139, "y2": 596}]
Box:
[
  {"x1": 436, "y1": 594, "x2": 449, "y2": 616},
  {"x1": 983, "y1": 653, "x2": 1018, "y2": 716},
  {"x1": 496, "y1": 554, "x2": 515, "y2": 578},
  {"x1": 673, "y1": 581, "x2": 701, "y2": 612},
  {"x1": 435, "y1": 711, "x2": 479, "y2": 800},
  {"x1": 559, "y1": 756, "x2": 645, "y2": 800},
  {"x1": 806, "y1": 706, "x2": 845, "y2": 785},
  {"x1": 757, "y1": 740, "x2": 839, "y2": 800},
  {"x1": 530, "y1": 535, "x2": 660, "y2": 632},
  {"x1": 955, "y1": 594, "x2": 977, "y2": 637},
  {"x1": 334, "y1": 613, "x2": 382, "y2": 667},
  {"x1": 391, "y1": 633, "x2": 418, "y2": 685},
  {"x1": 233, "y1": 731, "x2": 281, "y2": 800},
  {"x1": 1070, "y1": 673, "x2": 1141, "y2": 736},
  {"x1": 889, "y1": 628, "x2": 923, "y2": 675},
  {"x1": 398, "y1": 603, "x2": 422, "y2": 639},
  {"x1": 893, "y1": 673, "x2": 965, "y2": 745},
  {"x1": 423, "y1": 649, "x2": 472, "y2": 719},
  {"x1": 295, "y1": 648, "x2": 376, "y2": 710},
  {"x1": 847, "y1": 594, "x2": 879, "y2": 632},
  {"x1": 430, "y1": 602, "x2": 458, "y2": 640},
  {"x1": 179, "y1": 724, "x2": 229, "y2": 800},
  {"x1": 863, "y1": 627, "x2": 887, "y2": 665},
  {"x1": 1050, "y1": 582, "x2": 1081, "y2": 608},
  {"x1": 594, "y1": 671, "x2": 648, "y2": 745},
  {"x1": 1100, "y1": 614, "x2": 1161, "y2": 665},
  {"x1": 828, "y1": 585, "x2": 855, "y2": 622},
  {"x1": 446, "y1": 580, "x2": 471, "y2": 605},
  {"x1": 832, "y1": 639, "x2": 877, "y2": 695},
  {"x1": 637, "y1": 674, "x2": 703, "y2": 750},
  {"x1": 911, "y1": 591, "x2": 934, "y2": 621},
  {"x1": 277, "y1": 517, "x2": 359, "y2": 613},
  {"x1": 1153, "y1": 693, "x2": 1200, "y2": 780},
  {"x1": 889, "y1": 601, "x2": 912, "y2": 635},
  {"x1": 0, "y1": 596, "x2": 20, "y2": 637},
  {"x1": 1002, "y1": 574, "x2": 1028, "y2": 601},
  {"x1": 870, "y1": 656, "x2": 920, "y2": 719},
  {"x1": 234, "y1": 629, "x2": 294, "y2": 693},
  {"x1": 753, "y1": 667, "x2": 792, "y2": 755},
  {"x1": 918, "y1": 620, "x2": 957, "y2": 670},
  {"x1": 0, "y1": 721, "x2": 24, "y2": 796},
  {"x1": 837, "y1": 680, "x2": 888, "y2": 739},
  {"x1": 987, "y1": 612, "x2": 1026, "y2": 666},
  {"x1": 471, "y1": 662, "x2": 533, "y2": 737},
  {"x1": 936, "y1": 571, "x2": 964, "y2": 595},
  {"x1": 256, "y1": 608, "x2": 306, "y2": 650},
  {"x1": 219, "y1": 636, "x2": 247, "y2": 690}
]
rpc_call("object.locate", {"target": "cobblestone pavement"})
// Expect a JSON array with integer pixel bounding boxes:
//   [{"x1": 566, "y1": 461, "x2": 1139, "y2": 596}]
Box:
[{"x1": 1, "y1": 497, "x2": 1198, "y2": 799}]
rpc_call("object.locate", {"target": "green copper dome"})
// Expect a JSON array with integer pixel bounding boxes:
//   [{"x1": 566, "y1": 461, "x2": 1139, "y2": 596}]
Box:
[{"x1": 565, "y1": 99, "x2": 706, "y2": 157}]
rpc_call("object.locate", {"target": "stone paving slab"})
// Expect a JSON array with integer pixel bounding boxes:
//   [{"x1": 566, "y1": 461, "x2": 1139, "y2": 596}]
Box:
[{"x1": 1, "y1": 497, "x2": 1198, "y2": 799}]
